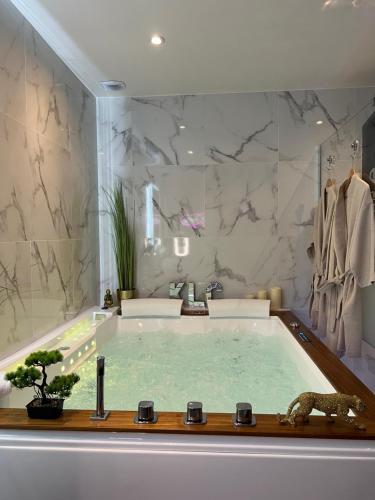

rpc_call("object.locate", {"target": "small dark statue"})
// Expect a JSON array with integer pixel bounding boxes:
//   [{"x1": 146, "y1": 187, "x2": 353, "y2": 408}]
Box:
[
  {"x1": 102, "y1": 289, "x2": 114, "y2": 309},
  {"x1": 5, "y1": 350, "x2": 80, "y2": 419},
  {"x1": 277, "y1": 391, "x2": 366, "y2": 430}
]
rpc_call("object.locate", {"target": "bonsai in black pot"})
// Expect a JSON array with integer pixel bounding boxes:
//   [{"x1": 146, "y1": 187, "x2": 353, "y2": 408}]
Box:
[{"x1": 5, "y1": 350, "x2": 80, "y2": 419}]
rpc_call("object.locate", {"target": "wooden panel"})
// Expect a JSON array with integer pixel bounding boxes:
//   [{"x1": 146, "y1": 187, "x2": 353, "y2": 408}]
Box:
[
  {"x1": 0, "y1": 311, "x2": 374, "y2": 439},
  {"x1": 275, "y1": 311, "x2": 375, "y2": 419},
  {"x1": 0, "y1": 408, "x2": 374, "y2": 439}
]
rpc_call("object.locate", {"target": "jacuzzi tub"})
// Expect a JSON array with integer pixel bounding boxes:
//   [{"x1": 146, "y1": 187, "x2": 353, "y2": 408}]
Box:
[
  {"x1": 1, "y1": 312, "x2": 335, "y2": 414},
  {"x1": 1, "y1": 308, "x2": 374, "y2": 500}
]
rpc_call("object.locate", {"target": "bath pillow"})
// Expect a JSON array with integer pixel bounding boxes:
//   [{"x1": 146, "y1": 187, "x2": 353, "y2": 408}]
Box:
[
  {"x1": 121, "y1": 298, "x2": 183, "y2": 318},
  {"x1": 208, "y1": 299, "x2": 270, "y2": 318}
]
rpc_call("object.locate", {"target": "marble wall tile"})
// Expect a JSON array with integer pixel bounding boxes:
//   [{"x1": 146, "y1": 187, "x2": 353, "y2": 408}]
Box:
[
  {"x1": 0, "y1": 2, "x2": 99, "y2": 359},
  {"x1": 72, "y1": 238, "x2": 99, "y2": 312},
  {"x1": 206, "y1": 233, "x2": 280, "y2": 298},
  {"x1": 97, "y1": 97, "x2": 132, "y2": 166},
  {"x1": 136, "y1": 236, "x2": 213, "y2": 298},
  {"x1": 0, "y1": 241, "x2": 32, "y2": 359},
  {"x1": 27, "y1": 131, "x2": 75, "y2": 240},
  {"x1": 25, "y1": 26, "x2": 70, "y2": 149},
  {"x1": 132, "y1": 165, "x2": 206, "y2": 240},
  {"x1": 0, "y1": 0, "x2": 26, "y2": 124},
  {"x1": 31, "y1": 240, "x2": 73, "y2": 338},
  {"x1": 277, "y1": 160, "x2": 318, "y2": 309},
  {"x1": 130, "y1": 93, "x2": 277, "y2": 166},
  {"x1": 278, "y1": 89, "x2": 358, "y2": 162},
  {"x1": 0, "y1": 113, "x2": 32, "y2": 242},
  {"x1": 205, "y1": 163, "x2": 277, "y2": 238},
  {"x1": 99, "y1": 86, "x2": 375, "y2": 309}
]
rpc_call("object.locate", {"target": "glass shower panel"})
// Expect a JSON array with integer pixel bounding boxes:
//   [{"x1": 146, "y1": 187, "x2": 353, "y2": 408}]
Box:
[{"x1": 319, "y1": 97, "x2": 375, "y2": 197}]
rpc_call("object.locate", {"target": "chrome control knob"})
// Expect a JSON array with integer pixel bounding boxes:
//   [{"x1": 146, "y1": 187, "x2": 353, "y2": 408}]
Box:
[
  {"x1": 134, "y1": 400, "x2": 158, "y2": 424},
  {"x1": 232, "y1": 402, "x2": 256, "y2": 427},
  {"x1": 183, "y1": 401, "x2": 207, "y2": 425}
]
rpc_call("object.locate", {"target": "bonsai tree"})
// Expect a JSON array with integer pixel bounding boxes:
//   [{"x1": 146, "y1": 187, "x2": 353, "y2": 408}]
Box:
[{"x1": 5, "y1": 350, "x2": 80, "y2": 403}]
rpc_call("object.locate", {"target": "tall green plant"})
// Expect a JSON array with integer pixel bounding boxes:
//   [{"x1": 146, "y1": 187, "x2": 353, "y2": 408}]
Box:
[{"x1": 104, "y1": 182, "x2": 136, "y2": 291}]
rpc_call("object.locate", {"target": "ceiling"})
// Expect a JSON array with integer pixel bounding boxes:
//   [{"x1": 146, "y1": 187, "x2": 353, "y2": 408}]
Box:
[{"x1": 11, "y1": 0, "x2": 375, "y2": 96}]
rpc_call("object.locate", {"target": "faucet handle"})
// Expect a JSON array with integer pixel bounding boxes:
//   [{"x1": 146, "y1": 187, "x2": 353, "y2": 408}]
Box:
[
  {"x1": 169, "y1": 282, "x2": 185, "y2": 299},
  {"x1": 205, "y1": 281, "x2": 223, "y2": 299}
]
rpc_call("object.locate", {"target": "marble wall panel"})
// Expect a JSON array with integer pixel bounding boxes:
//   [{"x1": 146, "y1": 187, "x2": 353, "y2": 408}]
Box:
[
  {"x1": 0, "y1": 241, "x2": 32, "y2": 359},
  {"x1": 205, "y1": 163, "x2": 277, "y2": 238},
  {"x1": 31, "y1": 240, "x2": 73, "y2": 338},
  {"x1": 0, "y1": 114, "x2": 32, "y2": 242},
  {"x1": 0, "y1": 0, "x2": 26, "y2": 124},
  {"x1": 99, "y1": 89, "x2": 374, "y2": 308},
  {"x1": 25, "y1": 26, "x2": 70, "y2": 149},
  {"x1": 0, "y1": 1, "x2": 99, "y2": 358},
  {"x1": 278, "y1": 89, "x2": 358, "y2": 162},
  {"x1": 130, "y1": 93, "x2": 277, "y2": 166}
]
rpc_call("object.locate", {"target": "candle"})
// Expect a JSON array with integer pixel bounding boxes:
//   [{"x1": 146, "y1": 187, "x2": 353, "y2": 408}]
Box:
[
  {"x1": 245, "y1": 293, "x2": 256, "y2": 299},
  {"x1": 269, "y1": 287, "x2": 282, "y2": 310},
  {"x1": 257, "y1": 289, "x2": 268, "y2": 300}
]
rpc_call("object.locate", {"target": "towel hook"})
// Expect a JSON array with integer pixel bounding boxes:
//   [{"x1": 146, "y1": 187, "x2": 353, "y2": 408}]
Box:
[{"x1": 326, "y1": 155, "x2": 336, "y2": 171}]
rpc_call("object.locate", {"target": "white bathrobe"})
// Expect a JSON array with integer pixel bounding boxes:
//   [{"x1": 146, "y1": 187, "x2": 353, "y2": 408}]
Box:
[
  {"x1": 332, "y1": 174, "x2": 375, "y2": 356},
  {"x1": 310, "y1": 184, "x2": 337, "y2": 336}
]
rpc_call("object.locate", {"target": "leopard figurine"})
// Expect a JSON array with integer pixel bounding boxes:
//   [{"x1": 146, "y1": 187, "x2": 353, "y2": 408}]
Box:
[{"x1": 277, "y1": 392, "x2": 366, "y2": 430}]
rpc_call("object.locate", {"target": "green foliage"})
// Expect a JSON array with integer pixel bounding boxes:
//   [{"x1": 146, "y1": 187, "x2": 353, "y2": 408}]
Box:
[
  {"x1": 104, "y1": 181, "x2": 136, "y2": 291},
  {"x1": 5, "y1": 350, "x2": 79, "y2": 401},
  {"x1": 5, "y1": 366, "x2": 41, "y2": 389},
  {"x1": 46, "y1": 374, "x2": 80, "y2": 399},
  {"x1": 25, "y1": 350, "x2": 63, "y2": 367}
]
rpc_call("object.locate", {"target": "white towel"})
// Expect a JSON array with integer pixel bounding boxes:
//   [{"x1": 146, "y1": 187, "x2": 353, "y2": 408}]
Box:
[
  {"x1": 208, "y1": 299, "x2": 270, "y2": 318},
  {"x1": 121, "y1": 298, "x2": 183, "y2": 318},
  {"x1": 0, "y1": 372, "x2": 12, "y2": 397}
]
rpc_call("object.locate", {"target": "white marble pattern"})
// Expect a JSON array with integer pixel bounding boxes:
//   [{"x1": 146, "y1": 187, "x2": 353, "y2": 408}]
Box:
[
  {"x1": 130, "y1": 93, "x2": 277, "y2": 166},
  {"x1": 0, "y1": 0, "x2": 26, "y2": 124},
  {"x1": 0, "y1": 1, "x2": 99, "y2": 358},
  {"x1": 205, "y1": 163, "x2": 277, "y2": 238},
  {"x1": 0, "y1": 241, "x2": 32, "y2": 358},
  {"x1": 31, "y1": 240, "x2": 73, "y2": 338},
  {"x1": 98, "y1": 87, "x2": 375, "y2": 309},
  {"x1": 25, "y1": 25, "x2": 70, "y2": 149},
  {"x1": 278, "y1": 89, "x2": 358, "y2": 162},
  {"x1": 277, "y1": 160, "x2": 318, "y2": 309},
  {"x1": 97, "y1": 97, "x2": 132, "y2": 166},
  {"x1": 27, "y1": 130, "x2": 74, "y2": 240},
  {"x1": 0, "y1": 114, "x2": 32, "y2": 242}
]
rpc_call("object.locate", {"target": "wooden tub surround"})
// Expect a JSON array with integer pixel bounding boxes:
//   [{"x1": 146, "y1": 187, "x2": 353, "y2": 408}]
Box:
[{"x1": 1, "y1": 311, "x2": 374, "y2": 440}]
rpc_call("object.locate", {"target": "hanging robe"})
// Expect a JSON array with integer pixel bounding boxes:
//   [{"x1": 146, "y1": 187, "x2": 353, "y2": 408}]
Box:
[
  {"x1": 309, "y1": 184, "x2": 337, "y2": 336},
  {"x1": 333, "y1": 174, "x2": 375, "y2": 357}
]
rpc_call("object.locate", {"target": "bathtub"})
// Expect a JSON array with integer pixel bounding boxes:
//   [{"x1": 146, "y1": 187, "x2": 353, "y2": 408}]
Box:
[
  {"x1": 1, "y1": 312, "x2": 335, "y2": 413},
  {"x1": 0, "y1": 430, "x2": 374, "y2": 500},
  {"x1": 1, "y1": 308, "x2": 374, "y2": 500}
]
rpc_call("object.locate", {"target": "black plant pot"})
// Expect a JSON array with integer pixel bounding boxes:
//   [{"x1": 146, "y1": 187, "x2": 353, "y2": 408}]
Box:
[{"x1": 26, "y1": 398, "x2": 64, "y2": 419}]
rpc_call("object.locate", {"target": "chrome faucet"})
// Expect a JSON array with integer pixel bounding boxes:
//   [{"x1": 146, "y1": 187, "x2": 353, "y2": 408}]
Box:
[
  {"x1": 205, "y1": 281, "x2": 223, "y2": 300},
  {"x1": 90, "y1": 356, "x2": 110, "y2": 421},
  {"x1": 169, "y1": 282, "x2": 185, "y2": 299},
  {"x1": 169, "y1": 281, "x2": 205, "y2": 307}
]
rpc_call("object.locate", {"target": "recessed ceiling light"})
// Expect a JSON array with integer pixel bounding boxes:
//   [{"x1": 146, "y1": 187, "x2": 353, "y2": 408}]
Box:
[
  {"x1": 187, "y1": 150, "x2": 194, "y2": 155},
  {"x1": 150, "y1": 34, "x2": 165, "y2": 47},
  {"x1": 100, "y1": 80, "x2": 126, "y2": 91},
  {"x1": 179, "y1": 125, "x2": 186, "y2": 129},
  {"x1": 316, "y1": 120, "x2": 324, "y2": 125}
]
